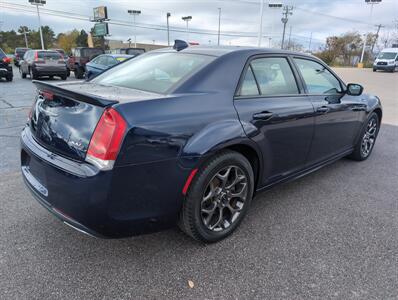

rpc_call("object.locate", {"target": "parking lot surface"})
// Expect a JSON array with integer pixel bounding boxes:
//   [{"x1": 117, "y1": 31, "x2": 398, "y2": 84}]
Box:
[{"x1": 0, "y1": 67, "x2": 397, "y2": 299}]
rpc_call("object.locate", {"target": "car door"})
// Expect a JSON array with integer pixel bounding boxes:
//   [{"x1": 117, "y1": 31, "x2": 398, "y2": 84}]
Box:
[
  {"x1": 234, "y1": 55, "x2": 315, "y2": 186},
  {"x1": 292, "y1": 57, "x2": 364, "y2": 166},
  {"x1": 20, "y1": 51, "x2": 29, "y2": 73}
]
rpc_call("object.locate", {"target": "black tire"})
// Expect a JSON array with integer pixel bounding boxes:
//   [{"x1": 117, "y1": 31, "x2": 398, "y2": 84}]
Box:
[
  {"x1": 61, "y1": 74, "x2": 67, "y2": 80},
  {"x1": 74, "y1": 67, "x2": 84, "y2": 79},
  {"x1": 6, "y1": 75, "x2": 13, "y2": 82},
  {"x1": 30, "y1": 68, "x2": 39, "y2": 80},
  {"x1": 179, "y1": 150, "x2": 254, "y2": 243},
  {"x1": 66, "y1": 69, "x2": 70, "y2": 77},
  {"x1": 20, "y1": 68, "x2": 27, "y2": 79},
  {"x1": 348, "y1": 112, "x2": 380, "y2": 161},
  {"x1": 372, "y1": 68, "x2": 376, "y2": 72},
  {"x1": 49, "y1": 75, "x2": 54, "y2": 80}
]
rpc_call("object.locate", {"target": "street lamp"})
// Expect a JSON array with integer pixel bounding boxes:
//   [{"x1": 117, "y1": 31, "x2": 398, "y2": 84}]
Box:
[
  {"x1": 268, "y1": 2, "x2": 283, "y2": 48},
  {"x1": 182, "y1": 16, "x2": 192, "y2": 41},
  {"x1": 127, "y1": 9, "x2": 141, "y2": 48},
  {"x1": 166, "y1": 12, "x2": 171, "y2": 46},
  {"x1": 217, "y1": 8, "x2": 221, "y2": 46},
  {"x1": 360, "y1": 0, "x2": 382, "y2": 64},
  {"x1": 28, "y1": 0, "x2": 45, "y2": 50}
]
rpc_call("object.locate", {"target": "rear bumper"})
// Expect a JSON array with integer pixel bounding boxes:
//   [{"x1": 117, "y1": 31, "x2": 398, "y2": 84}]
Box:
[
  {"x1": 20, "y1": 127, "x2": 186, "y2": 238},
  {"x1": 33, "y1": 66, "x2": 67, "y2": 76}
]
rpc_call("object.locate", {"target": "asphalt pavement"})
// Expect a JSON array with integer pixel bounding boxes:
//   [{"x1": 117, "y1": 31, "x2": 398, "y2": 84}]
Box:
[{"x1": 0, "y1": 66, "x2": 397, "y2": 299}]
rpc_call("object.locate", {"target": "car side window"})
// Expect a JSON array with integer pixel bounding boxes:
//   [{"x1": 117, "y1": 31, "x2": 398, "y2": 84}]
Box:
[
  {"x1": 239, "y1": 66, "x2": 260, "y2": 96},
  {"x1": 294, "y1": 58, "x2": 342, "y2": 94},
  {"x1": 250, "y1": 57, "x2": 299, "y2": 96},
  {"x1": 106, "y1": 57, "x2": 117, "y2": 66}
]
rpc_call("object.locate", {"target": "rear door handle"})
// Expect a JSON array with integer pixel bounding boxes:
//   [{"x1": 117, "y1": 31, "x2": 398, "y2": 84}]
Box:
[
  {"x1": 316, "y1": 106, "x2": 330, "y2": 114},
  {"x1": 253, "y1": 112, "x2": 274, "y2": 120}
]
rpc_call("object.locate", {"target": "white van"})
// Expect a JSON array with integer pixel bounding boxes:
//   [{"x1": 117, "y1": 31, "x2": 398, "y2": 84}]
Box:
[{"x1": 373, "y1": 48, "x2": 398, "y2": 72}]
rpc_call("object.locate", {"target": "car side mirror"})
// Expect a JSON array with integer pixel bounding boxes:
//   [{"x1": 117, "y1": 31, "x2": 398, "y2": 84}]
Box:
[{"x1": 346, "y1": 83, "x2": 363, "y2": 96}]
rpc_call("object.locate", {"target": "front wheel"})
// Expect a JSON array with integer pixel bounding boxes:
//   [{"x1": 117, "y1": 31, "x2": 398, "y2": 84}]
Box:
[
  {"x1": 348, "y1": 112, "x2": 380, "y2": 161},
  {"x1": 179, "y1": 150, "x2": 254, "y2": 243}
]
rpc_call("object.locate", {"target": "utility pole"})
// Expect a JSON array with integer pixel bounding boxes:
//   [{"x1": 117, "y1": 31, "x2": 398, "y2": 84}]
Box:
[
  {"x1": 22, "y1": 28, "x2": 29, "y2": 48},
  {"x1": 360, "y1": 0, "x2": 382, "y2": 64},
  {"x1": 29, "y1": 0, "x2": 45, "y2": 50},
  {"x1": 182, "y1": 16, "x2": 192, "y2": 41},
  {"x1": 308, "y1": 32, "x2": 313, "y2": 53},
  {"x1": 217, "y1": 8, "x2": 221, "y2": 46},
  {"x1": 281, "y1": 5, "x2": 293, "y2": 50},
  {"x1": 166, "y1": 12, "x2": 171, "y2": 46},
  {"x1": 257, "y1": 0, "x2": 265, "y2": 46},
  {"x1": 371, "y1": 24, "x2": 384, "y2": 53},
  {"x1": 287, "y1": 25, "x2": 292, "y2": 50},
  {"x1": 127, "y1": 10, "x2": 141, "y2": 48}
]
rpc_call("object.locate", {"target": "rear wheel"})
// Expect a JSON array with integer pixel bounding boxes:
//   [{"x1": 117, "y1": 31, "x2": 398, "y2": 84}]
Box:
[
  {"x1": 179, "y1": 150, "x2": 254, "y2": 243},
  {"x1": 348, "y1": 112, "x2": 380, "y2": 161},
  {"x1": 6, "y1": 75, "x2": 13, "y2": 82},
  {"x1": 74, "y1": 66, "x2": 84, "y2": 79},
  {"x1": 372, "y1": 68, "x2": 376, "y2": 72},
  {"x1": 61, "y1": 74, "x2": 67, "y2": 80},
  {"x1": 20, "y1": 67, "x2": 26, "y2": 79},
  {"x1": 30, "y1": 68, "x2": 39, "y2": 80}
]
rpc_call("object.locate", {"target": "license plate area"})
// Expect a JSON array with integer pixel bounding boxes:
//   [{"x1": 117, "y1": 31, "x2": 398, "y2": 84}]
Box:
[{"x1": 21, "y1": 150, "x2": 48, "y2": 197}]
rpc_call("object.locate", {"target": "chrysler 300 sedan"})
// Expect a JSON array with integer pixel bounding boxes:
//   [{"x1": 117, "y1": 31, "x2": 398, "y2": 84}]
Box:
[{"x1": 21, "y1": 44, "x2": 382, "y2": 242}]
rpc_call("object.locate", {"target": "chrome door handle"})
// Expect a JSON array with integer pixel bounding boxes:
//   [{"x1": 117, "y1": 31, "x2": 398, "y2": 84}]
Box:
[
  {"x1": 253, "y1": 112, "x2": 274, "y2": 120},
  {"x1": 316, "y1": 106, "x2": 330, "y2": 114}
]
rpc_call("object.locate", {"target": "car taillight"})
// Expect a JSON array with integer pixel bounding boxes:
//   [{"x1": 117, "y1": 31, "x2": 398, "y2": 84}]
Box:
[
  {"x1": 40, "y1": 90, "x2": 54, "y2": 101},
  {"x1": 2, "y1": 57, "x2": 11, "y2": 64},
  {"x1": 86, "y1": 108, "x2": 127, "y2": 170}
]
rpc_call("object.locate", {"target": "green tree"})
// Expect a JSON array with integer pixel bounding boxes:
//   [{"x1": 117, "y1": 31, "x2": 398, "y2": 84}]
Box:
[{"x1": 76, "y1": 30, "x2": 88, "y2": 47}]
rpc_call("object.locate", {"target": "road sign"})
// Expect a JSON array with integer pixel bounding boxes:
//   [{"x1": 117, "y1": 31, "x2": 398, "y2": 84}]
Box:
[
  {"x1": 93, "y1": 6, "x2": 108, "y2": 21},
  {"x1": 93, "y1": 22, "x2": 109, "y2": 37}
]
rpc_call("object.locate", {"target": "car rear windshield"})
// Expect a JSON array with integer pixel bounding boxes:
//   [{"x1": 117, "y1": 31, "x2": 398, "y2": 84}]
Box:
[
  {"x1": 82, "y1": 48, "x2": 104, "y2": 57},
  {"x1": 38, "y1": 51, "x2": 62, "y2": 59},
  {"x1": 377, "y1": 52, "x2": 397, "y2": 59},
  {"x1": 92, "y1": 52, "x2": 215, "y2": 94},
  {"x1": 16, "y1": 48, "x2": 29, "y2": 55}
]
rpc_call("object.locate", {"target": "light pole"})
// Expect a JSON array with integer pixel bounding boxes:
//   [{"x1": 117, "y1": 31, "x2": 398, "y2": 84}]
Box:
[
  {"x1": 217, "y1": 8, "x2": 221, "y2": 46},
  {"x1": 127, "y1": 9, "x2": 141, "y2": 48},
  {"x1": 360, "y1": 0, "x2": 382, "y2": 64},
  {"x1": 268, "y1": 2, "x2": 283, "y2": 48},
  {"x1": 28, "y1": 0, "x2": 45, "y2": 50},
  {"x1": 167, "y1": 12, "x2": 171, "y2": 46},
  {"x1": 257, "y1": 0, "x2": 265, "y2": 46},
  {"x1": 182, "y1": 16, "x2": 192, "y2": 41}
]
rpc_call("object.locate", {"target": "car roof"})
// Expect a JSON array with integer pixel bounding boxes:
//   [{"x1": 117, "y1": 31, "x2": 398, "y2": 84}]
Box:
[{"x1": 151, "y1": 45, "x2": 313, "y2": 58}]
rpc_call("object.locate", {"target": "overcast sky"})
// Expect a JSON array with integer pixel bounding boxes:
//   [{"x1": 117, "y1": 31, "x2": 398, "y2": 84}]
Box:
[{"x1": 1, "y1": 0, "x2": 397, "y2": 50}]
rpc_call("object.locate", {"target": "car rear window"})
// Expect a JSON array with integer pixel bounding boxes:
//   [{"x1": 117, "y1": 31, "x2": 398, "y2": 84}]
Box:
[
  {"x1": 82, "y1": 49, "x2": 104, "y2": 58},
  {"x1": 92, "y1": 52, "x2": 215, "y2": 94},
  {"x1": 38, "y1": 51, "x2": 62, "y2": 59},
  {"x1": 16, "y1": 48, "x2": 29, "y2": 55}
]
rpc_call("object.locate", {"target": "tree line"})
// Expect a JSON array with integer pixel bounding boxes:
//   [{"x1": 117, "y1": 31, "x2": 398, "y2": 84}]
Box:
[{"x1": 0, "y1": 26, "x2": 103, "y2": 54}]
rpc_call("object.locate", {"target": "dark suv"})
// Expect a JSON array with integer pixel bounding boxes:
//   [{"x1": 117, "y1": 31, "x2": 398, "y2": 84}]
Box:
[
  {"x1": 0, "y1": 48, "x2": 13, "y2": 81},
  {"x1": 14, "y1": 47, "x2": 31, "y2": 67},
  {"x1": 68, "y1": 47, "x2": 104, "y2": 79}
]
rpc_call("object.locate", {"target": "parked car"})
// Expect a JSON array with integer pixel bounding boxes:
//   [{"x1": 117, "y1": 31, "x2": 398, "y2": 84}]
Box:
[
  {"x1": 14, "y1": 47, "x2": 31, "y2": 66},
  {"x1": 68, "y1": 47, "x2": 104, "y2": 79},
  {"x1": 373, "y1": 48, "x2": 398, "y2": 72},
  {"x1": 21, "y1": 45, "x2": 382, "y2": 242},
  {"x1": 85, "y1": 54, "x2": 132, "y2": 79},
  {"x1": 19, "y1": 49, "x2": 68, "y2": 80},
  {"x1": 0, "y1": 48, "x2": 13, "y2": 81},
  {"x1": 50, "y1": 48, "x2": 70, "y2": 76},
  {"x1": 107, "y1": 47, "x2": 145, "y2": 56}
]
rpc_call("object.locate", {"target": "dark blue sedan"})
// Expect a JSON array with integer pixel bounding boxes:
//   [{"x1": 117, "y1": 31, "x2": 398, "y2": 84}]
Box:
[
  {"x1": 21, "y1": 43, "x2": 382, "y2": 242},
  {"x1": 85, "y1": 54, "x2": 132, "y2": 79}
]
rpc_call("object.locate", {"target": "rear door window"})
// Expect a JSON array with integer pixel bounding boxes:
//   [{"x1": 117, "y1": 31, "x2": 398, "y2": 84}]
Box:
[{"x1": 250, "y1": 57, "x2": 299, "y2": 96}]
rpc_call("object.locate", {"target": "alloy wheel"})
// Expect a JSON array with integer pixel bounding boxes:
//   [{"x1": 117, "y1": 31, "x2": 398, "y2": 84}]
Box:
[
  {"x1": 361, "y1": 118, "x2": 377, "y2": 157},
  {"x1": 201, "y1": 165, "x2": 248, "y2": 232}
]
